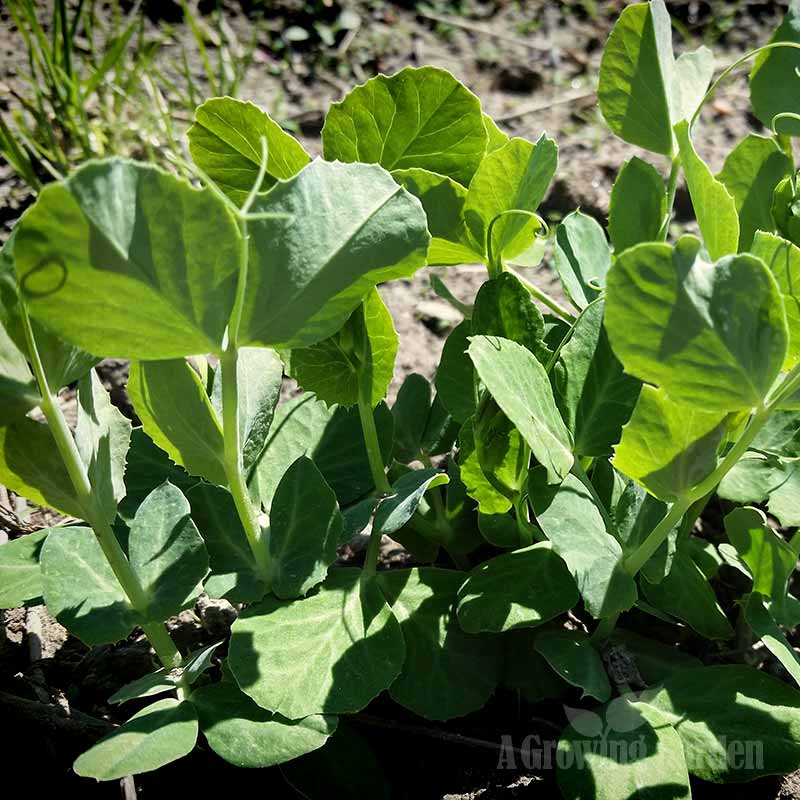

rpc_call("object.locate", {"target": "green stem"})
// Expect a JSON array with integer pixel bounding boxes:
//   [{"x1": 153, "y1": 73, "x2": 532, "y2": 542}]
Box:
[
  {"x1": 591, "y1": 612, "x2": 619, "y2": 644},
  {"x1": 571, "y1": 459, "x2": 615, "y2": 533},
  {"x1": 659, "y1": 155, "x2": 681, "y2": 241},
  {"x1": 20, "y1": 303, "x2": 181, "y2": 669},
  {"x1": 624, "y1": 404, "x2": 773, "y2": 576},
  {"x1": 357, "y1": 384, "x2": 392, "y2": 495},
  {"x1": 506, "y1": 267, "x2": 577, "y2": 323}
]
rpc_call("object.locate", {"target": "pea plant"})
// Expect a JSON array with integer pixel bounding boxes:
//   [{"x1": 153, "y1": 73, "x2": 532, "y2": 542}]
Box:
[{"x1": 3, "y1": 0, "x2": 800, "y2": 794}]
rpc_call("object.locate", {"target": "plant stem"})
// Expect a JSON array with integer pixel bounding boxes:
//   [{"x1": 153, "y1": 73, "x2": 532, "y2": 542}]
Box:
[
  {"x1": 591, "y1": 612, "x2": 619, "y2": 644},
  {"x1": 20, "y1": 303, "x2": 181, "y2": 669},
  {"x1": 357, "y1": 383, "x2": 392, "y2": 495},
  {"x1": 659, "y1": 155, "x2": 681, "y2": 241},
  {"x1": 506, "y1": 267, "x2": 577, "y2": 323}
]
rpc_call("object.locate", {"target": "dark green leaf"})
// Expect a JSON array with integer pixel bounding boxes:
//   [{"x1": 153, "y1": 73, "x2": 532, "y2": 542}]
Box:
[
  {"x1": 435, "y1": 321, "x2": 475, "y2": 423},
  {"x1": 534, "y1": 629, "x2": 611, "y2": 702}
]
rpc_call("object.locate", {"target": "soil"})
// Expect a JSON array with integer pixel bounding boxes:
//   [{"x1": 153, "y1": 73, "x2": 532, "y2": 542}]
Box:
[{"x1": 1, "y1": 1, "x2": 799, "y2": 798}]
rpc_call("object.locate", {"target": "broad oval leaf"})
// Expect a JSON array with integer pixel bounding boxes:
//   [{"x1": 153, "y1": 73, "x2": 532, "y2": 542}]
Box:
[
  {"x1": 456, "y1": 542, "x2": 578, "y2": 633},
  {"x1": 647, "y1": 664, "x2": 800, "y2": 782},
  {"x1": 15, "y1": 159, "x2": 241, "y2": 359},
  {"x1": 435, "y1": 320, "x2": 475, "y2": 423},
  {"x1": 229, "y1": 568, "x2": 405, "y2": 718},
  {"x1": 468, "y1": 336, "x2": 573, "y2": 484},
  {"x1": 322, "y1": 66, "x2": 488, "y2": 186},
  {"x1": 188, "y1": 96, "x2": 310, "y2": 205},
  {"x1": 40, "y1": 526, "x2": 138, "y2": 645},
  {"x1": 553, "y1": 211, "x2": 611, "y2": 310},
  {"x1": 604, "y1": 236, "x2": 788, "y2": 411},
  {"x1": 0, "y1": 528, "x2": 48, "y2": 608},
  {"x1": 242, "y1": 160, "x2": 429, "y2": 349},
  {"x1": 191, "y1": 681, "x2": 336, "y2": 768},
  {"x1": 380, "y1": 567, "x2": 504, "y2": 720},
  {"x1": 373, "y1": 468, "x2": 449, "y2": 537},
  {"x1": 534, "y1": 629, "x2": 611, "y2": 702},
  {"x1": 558, "y1": 700, "x2": 691, "y2": 800},
  {"x1": 74, "y1": 697, "x2": 198, "y2": 781},
  {"x1": 608, "y1": 156, "x2": 666, "y2": 254}
]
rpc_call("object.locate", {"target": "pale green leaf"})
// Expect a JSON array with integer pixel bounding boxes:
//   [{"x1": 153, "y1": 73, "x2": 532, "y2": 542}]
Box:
[
  {"x1": 457, "y1": 418, "x2": 514, "y2": 515},
  {"x1": 675, "y1": 120, "x2": 739, "y2": 260},
  {"x1": 608, "y1": 156, "x2": 666, "y2": 254},
  {"x1": 672, "y1": 45, "x2": 714, "y2": 123},
  {"x1": 322, "y1": 66, "x2": 488, "y2": 186},
  {"x1": 41, "y1": 526, "x2": 137, "y2": 644},
  {"x1": 243, "y1": 160, "x2": 429, "y2": 349},
  {"x1": 553, "y1": 211, "x2": 611, "y2": 310},
  {"x1": 613, "y1": 385, "x2": 726, "y2": 502},
  {"x1": 188, "y1": 97, "x2": 310, "y2": 205},
  {"x1": 0, "y1": 528, "x2": 48, "y2": 608},
  {"x1": 744, "y1": 592, "x2": 800, "y2": 688},
  {"x1": 191, "y1": 682, "x2": 335, "y2": 767},
  {"x1": 229, "y1": 568, "x2": 405, "y2": 717},
  {"x1": 75, "y1": 370, "x2": 131, "y2": 524},
  {"x1": 604, "y1": 236, "x2": 788, "y2": 411},
  {"x1": 554, "y1": 299, "x2": 641, "y2": 457},
  {"x1": 0, "y1": 321, "x2": 38, "y2": 423},
  {"x1": 483, "y1": 113, "x2": 509, "y2": 153},
  {"x1": 647, "y1": 664, "x2": 800, "y2": 781},
  {"x1": 128, "y1": 482, "x2": 208, "y2": 621},
  {"x1": 74, "y1": 698, "x2": 198, "y2": 780},
  {"x1": 468, "y1": 336, "x2": 573, "y2": 483},
  {"x1": 15, "y1": 160, "x2": 241, "y2": 358},
  {"x1": 128, "y1": 358, "x2": 227, "y2": 486},
  {"x1": 529, "y1": 470, "x2": 637, "y2": 619},
  {"x1": 380, "y1": 567, "x2": 504, "y2": 720},
  {"x1": 456, "y1": 542, "x2": 578, "y2": 633},
  {"x1": 718, "y1": 135, "x2": 793, "y2": 251},
  {"x1": 269, "y1": 456, "x2": 343, "y2": 599},
  {"x1": 558, "y1": 700, "x2": 691, "y2": 800}
]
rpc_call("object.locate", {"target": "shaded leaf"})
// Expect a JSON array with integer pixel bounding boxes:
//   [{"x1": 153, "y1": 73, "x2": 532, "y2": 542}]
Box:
[
  {"x1": 0, "y1": 528, "x2": 48, "y2": 608},
  {"x1": 608, "y1": 156, "x2": 666, "y2": 254},
  {"x1": 553, "y1": 211, "x2": 611, "y2": 310},
  {"x1": 534, "y1": 629, "x2": 611, "y2": 702}
]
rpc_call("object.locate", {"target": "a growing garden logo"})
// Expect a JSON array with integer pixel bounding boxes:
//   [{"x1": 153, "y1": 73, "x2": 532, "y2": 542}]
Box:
[{"x1": 496, "y1": 696, "x2": 764, "y2": 772}]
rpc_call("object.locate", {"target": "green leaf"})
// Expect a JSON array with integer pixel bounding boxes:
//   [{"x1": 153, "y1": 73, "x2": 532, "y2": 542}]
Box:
[
  {"x1": 534, "y1": 629, "x2": 611, "y2": 702},
  {"x1": 0, "y1": 418, "x2": 83, "y2": 518},
  {"x1": 188, "y1": 97, "x2": 310, "y2": 205},
  {"x1": 483, "y1": 113, "x2": 509, "y2": 153},
  {"x1": 380, "y1": 567, "x2": 503, "y2": 720},
  {"x1": 607, "y1": 629, "x2": 701, "y2": 685},
  {"x1": 40, "y1": 526, "x2": 137, "y2": 644},
  {"x1": 250, "y1": 394, "x2": 394, "y2": 509},
  {"x1": 640, "y1": 548, "x2": 733, "y2": 639},
  {"x1": 457, "y1": 418, "x2": 514, "y2": 515},
  {"x1": 15, "y1": 159, "x2": 241, "y2": 358},
  {"x1": 285, "y1": 289, "x2": 397, "y2": 408},
  {"x1": 191, "y1": 682, "x2": 335, "y2": 767},
  {"x1": 0, "y1": 321, "x2": 38, "y2": 423},
  {"x1": 751, "y1": 231, "x2": 800, "y2": 370},
  {"x1": 392, "y1": 168, "x2": 482, "y2": 266},
  {"x1": 435, "y1": 320, "x2": 475, "y2": 423},
  {"x1": 463, "y1": 136, "x2": 557, "y2": 266},
  {"x1": 672, "y1": 46, "x2": 714, "y2": 123},
  {"x1": 743, "y1": 592, "x2": 800, "y2": 687},
  {"x1": 471, "y1": 272, "x2": 549, "y2": 363},
  {"x1": 608, "y1": 156, "x2": 666, "y2": 254},
  {"x1": 392, "y1": 373, "x2": 432, "y2": 463},
  {"x1": 558, "y1": 699, "x2": 691, "y2": 800},
  {"x1": 647, "y1": 664, "x2": 800, "y2": 781},
  {"x1": 229, "y1": 568, "x2": 405, "y2": 717},
  {"x1": 242, "y1": 160, "x2": 429, "y2": 349},
  {"x1": 613, "y1": 385, "x2": 726, "y2": 502},
  {"x1": 74, "y1": 697, "x2": 198, "y2": 781},
  {"x1": 456, "y1": 542, "x2": 578, "y2": 633},
  {"x1": 718, "y1": 135, "x2": 793, "y2": 251},
  {"x1": 322, "y1": 66, "x2": 488, "y2": 186},
  {"x1": 128, "y1": 358, "x2": 227, "y2": 486},
  {"x1": 675, "y1": 120, "x2": 739, "y2": 260},
  {"x1": 75, "y1": 370, "x2": 131, "y2": 524},
  {"x1": 478, "y1": 511, "x2": 523, "y2": 549},
  {"x1": 553, "y1": 211, "x2": 611, "y2": 310},
  {"x1": 503, "y1": 632, "x2": 572, "y2": 702},
  {"x1": 209, "y1": 347, "x2": 283, "y2": 470},
  {"x1": 598, "y1": 0, "x2": 674, "y2": 155},
  {"x1": 529, "y1": 470, "x2": 637, "y2": 618},
  {"x1": 470, "y1": 396, "x2": 525, "y2": 503},
  {"x1": 128, "y1": 482, "x2": 208, "y2": 621},
  {"x1": 750, "y1": 1, "x2": 800, "y2": 137},
  {"x1": 0, "y1": 528, "x2": 48, "y2": 608},
  {"x1": 373, "y1": 468, "x2": 449, "y2": 536},
  {"x1": 772, "y1": 175, "x2": 800, "y2": 246},
  {"x1": 724, "y1": 506, "x2": 796, "y2": 616},
  {"x1": 554, "y1": 299, "x2": 641, "y2": 458},
  {"x1": 468, "y1": 336, "x2": 573, "y2": 484},
  {"x1": 269, "y1": 456, "x2": 343, "y2": 599},
  {"x1": 604, "y1": 236, "x2": 788, "y2": 411},
  {"x1": 185, "y1": 483, "x2": 268, "y2": 603}
]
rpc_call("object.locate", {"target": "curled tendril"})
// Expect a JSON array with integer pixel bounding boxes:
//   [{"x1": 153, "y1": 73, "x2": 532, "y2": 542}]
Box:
[
  {"x1": 771, "y1": 112, "x2": 800, "y2": 136},
  {"x1": 486, "y1": 209, "x2": 550, "y2": 277}
]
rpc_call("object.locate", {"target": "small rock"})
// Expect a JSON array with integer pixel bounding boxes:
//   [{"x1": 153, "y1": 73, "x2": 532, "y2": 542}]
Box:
[{"x1": 196, "y1": 594, "x2": 238, "y2": 638}]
